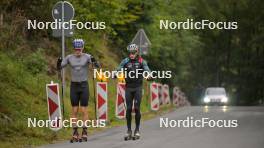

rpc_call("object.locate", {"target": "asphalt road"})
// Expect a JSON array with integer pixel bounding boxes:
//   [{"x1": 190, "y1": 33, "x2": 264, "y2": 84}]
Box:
[{"x1": 42, "y1": 106, "x2": 264, "y2": 148}]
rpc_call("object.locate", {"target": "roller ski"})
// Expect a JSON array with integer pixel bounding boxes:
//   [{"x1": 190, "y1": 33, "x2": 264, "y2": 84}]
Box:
[
  {"x1": 81, "y1": 127, "x2": 88, "y2": 142},
  {"x1": 124, "y1": 130, "x2": 132, "y2": 141},
  {"x1": 132, "y1": 130, "x2": 140, "y2": 140},
  {"x1": 70, "y1": 127, "x2": 80, "y2": 143}
]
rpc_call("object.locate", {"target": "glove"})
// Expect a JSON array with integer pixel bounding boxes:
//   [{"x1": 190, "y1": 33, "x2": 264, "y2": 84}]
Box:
[
  {"x1": 146, "y1": 76, "x2": 153, "y2": 81},
  {"x1": 57, "y1": 57, "x2": 62, "y2": 70},
  {"x1": 91, "y1": 56, "x2": 96, "y2": 63},
  {"x1": 91, "y1": 56, "x2": 100, "y2": 68}
]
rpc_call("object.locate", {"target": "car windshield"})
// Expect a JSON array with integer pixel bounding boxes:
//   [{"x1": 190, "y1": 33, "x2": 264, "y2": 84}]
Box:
[{"x1": 206, "y1": 88, "x2": 226, "y2": 95}]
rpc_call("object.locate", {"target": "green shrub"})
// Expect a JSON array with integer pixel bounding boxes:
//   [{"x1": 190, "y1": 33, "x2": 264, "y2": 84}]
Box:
[{"x1": 23, "y1": 48, "x2": 47, "y2": 75}]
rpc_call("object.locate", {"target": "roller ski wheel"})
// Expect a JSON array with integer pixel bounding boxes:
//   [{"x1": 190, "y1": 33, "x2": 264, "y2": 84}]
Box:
[
  {"x1": 70, "y1": 128, "x2": 80, "y2": 143},
  {"x1": 124, "y1": 130, "x2": 132, "y2": 141},
  {"x1": 132, "y1": 135, "x2": 140, "y2": 140},
  {"x1": 81, "y1": 128, "x2": 88, "y2": 142},
  {"x1": 132, "y1": 130, "x2": 140, "y2": 140},
  {"x1": 82, "y1": 137, "x2": 87, "y2": 142},
  {"x1": 70, "y1": 136, "x2": 79, "y2": 143},
  {"x1": 78, "y1": 138, "x2": 83, "y2": 143}
]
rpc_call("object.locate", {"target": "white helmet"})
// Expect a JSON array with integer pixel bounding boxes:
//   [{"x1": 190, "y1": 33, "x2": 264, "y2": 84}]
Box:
[{"x1": 127, "y1": 44, "x2": 138, "y2": 53}]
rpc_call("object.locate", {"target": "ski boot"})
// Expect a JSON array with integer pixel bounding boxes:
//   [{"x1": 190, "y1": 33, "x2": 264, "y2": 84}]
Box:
[
  {"x1": 132, "y1": 130, "x2": 140, "y2": 140},
  {"x1": 124, "y1": 130, "x2": 132, "y2": 141},
  {"x1": 81, "y1": 127, "x2": 88, "y2": 142},
  {"x1": 70, "y1": 127, "x2": 80, "y2": 143}
]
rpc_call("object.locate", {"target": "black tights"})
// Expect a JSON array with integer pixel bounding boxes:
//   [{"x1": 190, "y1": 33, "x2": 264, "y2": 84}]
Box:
[{"x1": 125, "y1": 87, "x2": 142, "y2": 131}]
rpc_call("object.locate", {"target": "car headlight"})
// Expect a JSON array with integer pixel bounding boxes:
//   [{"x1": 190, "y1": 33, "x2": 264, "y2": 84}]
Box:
[
  {"x1": 221, "y1": 97, "x2": 228, "y2": 103},
  {"x1": 204, "y1": 97, "x2": 210, "y2": 103}
]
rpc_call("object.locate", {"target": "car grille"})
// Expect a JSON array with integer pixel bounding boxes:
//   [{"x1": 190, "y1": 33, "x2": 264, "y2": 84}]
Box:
[{"x1": 210, "y1": 98, "x2": 221, "y2": 102}]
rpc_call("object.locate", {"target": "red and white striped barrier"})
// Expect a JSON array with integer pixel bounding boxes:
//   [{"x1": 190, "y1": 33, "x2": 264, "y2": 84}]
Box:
[
  {"x1": 150, "y1": 82, "x2": 159, "y2": 111},
  {"x1": 115, "y1": 83, "x2": 126, "y2": 119},
  {"x1": 163, "y1": 84, "x2": 170, "y2": 105},
  {"x1": 158, "y1": 83, "x2": 164, "y2": 105},
  {"x1": 173, "y1": 87, "x2": 180, "y2": 106},
  {"x1": 46, "y1": 81, "x2": 62, "y2": 131},
  {"x1": 96, "y1": 82, "x2": 108, "y2": 120}
]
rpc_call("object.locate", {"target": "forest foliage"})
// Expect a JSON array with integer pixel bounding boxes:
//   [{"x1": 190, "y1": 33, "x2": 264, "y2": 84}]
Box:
[{"x1": 0, "y1": 0, "x2": 263, "y2": 105}]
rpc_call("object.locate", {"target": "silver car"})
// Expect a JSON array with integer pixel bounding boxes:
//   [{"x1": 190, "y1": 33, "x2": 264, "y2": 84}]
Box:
[{"x1": 203, "y1": 87, "x2": 228, "y2": 105}]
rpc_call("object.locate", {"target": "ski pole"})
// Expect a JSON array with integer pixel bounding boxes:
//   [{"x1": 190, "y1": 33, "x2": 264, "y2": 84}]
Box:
[
  {"x1": 146, "y1": 81, "x2": 149, "y2": 107},
  {"x1": 91, "y1": 59, "x2": 102, "y2": 120},
  {"x1": 61, "y1": 76, "x2": 65, "y2": 118},
  {"x1": 57, "y1": 57, "x2": 65, "y2": 118},
  {"x1": 91, "y1": 63, "x2": 97, "y2": 120}
]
